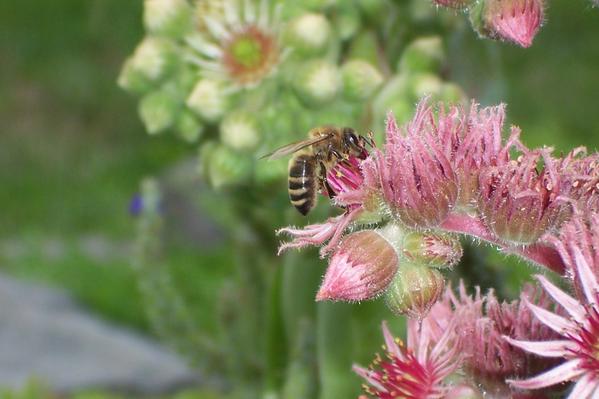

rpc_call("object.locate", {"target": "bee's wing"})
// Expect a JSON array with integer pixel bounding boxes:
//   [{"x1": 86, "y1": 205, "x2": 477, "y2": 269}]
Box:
[{"x1": 260, "y1": 135, "x2": 332, "y2": 161}]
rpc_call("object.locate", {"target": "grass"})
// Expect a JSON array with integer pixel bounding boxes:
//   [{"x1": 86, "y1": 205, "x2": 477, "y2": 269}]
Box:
[{"x1": 0, "y1": 0, "x2": 233, "y2": 339}]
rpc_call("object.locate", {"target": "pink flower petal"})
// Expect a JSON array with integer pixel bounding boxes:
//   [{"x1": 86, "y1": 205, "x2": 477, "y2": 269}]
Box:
[
  {"x1": 535, "y1": 274, "x2": 586, "y2": 323},
  {"x1": 382, "y1": 321, "x2": 402, "y2": 359},
  {"x1": 503, "y1": 336, "x2": 573, "y2": 357},
  {"x1": 352, "y1": 365, "x2": 388, "y2": 393},
  {"x1": 525, "y1": 298, "x2": 575, "y2": 334},
  {"x1": 567, "y1": 374, "x2": 599, "y2": 399},
  {"x1": 507, "y1": 359, "x2": 584, "y2": 390},
  {"x1": 574, "y1": 246, "x2": 599, "y2": 307}
]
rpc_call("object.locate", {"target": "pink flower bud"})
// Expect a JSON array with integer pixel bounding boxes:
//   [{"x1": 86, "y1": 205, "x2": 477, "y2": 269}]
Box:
[
  {"x1": 479, "y1": 148, "x2": 566, "y2": 245},
  {"x1": 316, "y1": 229, "x2": 399, "y2": 302},
  {"x1": 402, "y1": 232, "x2": 463, "y2": 269},
  {"x1": 384, "y1": 263, "x2": 445, "y2": 319},
  {"x1": 483, "y1": 0, "x2": 544, "y2": 48}
]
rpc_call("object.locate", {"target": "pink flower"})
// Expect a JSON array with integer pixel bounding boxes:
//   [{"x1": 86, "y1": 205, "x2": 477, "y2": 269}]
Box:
[
  {"x1": 484, "y1": 0, "x2": 545, "y2": 48},
  {"x1": 559, "y1": 148, "x2": 599, "y2": 215},
  {"x1": 505, "y1": 247, "x2": 599, "y2": 397},
  {"x1": 316, "y1": 229, "x2": 399, "y2": 302},
  {"x1": 479, "y1": 148, "x2": 567, "y2": 245},
  {"x1": 326, "y1": 155, "x2": 364, "y2": 198},
  {"x1": 354, "y1": 316, "x2": 461, "y2": 399},
  {"x1": 449, "y1": 102, "x2": 518, "y2": 208},
  {"x1": 371, "y1": 102, "x2": 459, "y2": 228},
  {"x1": 545, "y1": 215, "x2": 599, "y2": 314},
  {"x1": 448, "y1": 283, "x2": 561, "y2": 395}
]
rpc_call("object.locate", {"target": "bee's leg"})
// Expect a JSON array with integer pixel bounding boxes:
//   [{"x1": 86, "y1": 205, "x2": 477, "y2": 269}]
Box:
[
  {"x1": 318, "y1": 161, "x2": 335, "y2": 198},
  {"x1": 360, "y1": 133, "x2": 375, "y2": 148},
  {"x1": 330, "y1": 149, "x2": 345, "y2": 160}
]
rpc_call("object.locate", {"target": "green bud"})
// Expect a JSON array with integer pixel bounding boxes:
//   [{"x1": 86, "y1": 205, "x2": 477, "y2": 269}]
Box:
[
  {"x1": 398, "y1": 36, "x2": 445, "y2": 74},
  {"x1": 285, "y1": 13, "x2": 332, "y2": 56},
  {"x1": 347, "y1": 30, "x2": 379, "y2": 65},
  {"x1": 254, "y1": 158, "x2": 288, "y2": 185},
  {"x1": 408, "y1": 0, "x2": 437, "y2": 22},
  {"x1": 384, "y1": 263, "x2": 445, "y2": 319},
  {"x1": 294, "y1": 60, "x2": 340, "y2": 106},
  {"x1": 138, "y1": 89, "x2": 181, "y2": 135},
  {"x1": 143, "y1": 0, "x2": 193, "y2": 38},
  {"x1": 186, "y1": 79, "x2": 229, "y2": 123},
  {"x1": 302, "y1": 0, "x2": 338, "y2": 11},
  {"x1": 176, "y1": 111, "x2": 204, "y2": 143},
  {"x1": 468, "y1": 1, "x2": 489, "y2": 39},
  {"x1": 220, "y1": 111, "x2": 261, "y2": 152},
  {"x1": 335, "y1": 5, "x2": 361, "y2": 41},
  {"x1": 341, "y1": 59, "x2": 383, "y2": 101},
  {"x1": 118, "y1": 37, "x2": 177, "y2": 93},
  {"x1": 356, "y1": 0, "x2": 389, "y2": 23},
  {"x1": 439, "y1": 82, "x2": 467, "y2": 104},
  {"x1": 402, "y1": 232, "x2": 463, "y2": 269},
  {"x1": 410, "y1": 73, "x2": 443, "y2": 99},
  {"x1": 204, "y1": 143, "x2": 253, "y2": 189},
  {"x1": 172, "y1": 65, "x2": 200, "y2": 94},
  {"x1": 371, "y1": 74, "x2": 410, "y2": 136}
]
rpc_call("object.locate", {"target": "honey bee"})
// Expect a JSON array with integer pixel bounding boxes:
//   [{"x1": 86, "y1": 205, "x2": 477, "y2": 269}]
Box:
[{"x1": 262, "y1": 126, "x2": 371, "y2": 215}]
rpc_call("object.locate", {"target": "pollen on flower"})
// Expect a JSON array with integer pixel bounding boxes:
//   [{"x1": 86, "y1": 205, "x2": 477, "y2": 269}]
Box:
[{"x1": 355, "y1": 316, "x2": 461, "y2": 398}]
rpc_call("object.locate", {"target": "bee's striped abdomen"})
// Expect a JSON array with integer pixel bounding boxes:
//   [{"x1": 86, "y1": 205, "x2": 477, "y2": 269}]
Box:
[{"x1": 288, "y1": 154, "x2": 316, "y2": 215}]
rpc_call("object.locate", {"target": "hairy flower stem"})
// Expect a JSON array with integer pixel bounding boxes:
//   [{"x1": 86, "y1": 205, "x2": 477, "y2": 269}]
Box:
[{"x1": 440, "y1": 213, "x2": 565, "y2": 275}]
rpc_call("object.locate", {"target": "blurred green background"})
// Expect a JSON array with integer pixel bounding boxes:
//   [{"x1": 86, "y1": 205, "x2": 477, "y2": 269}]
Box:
[{"x1": 0, "y1": 0, "x2": 598, "y2": 398}]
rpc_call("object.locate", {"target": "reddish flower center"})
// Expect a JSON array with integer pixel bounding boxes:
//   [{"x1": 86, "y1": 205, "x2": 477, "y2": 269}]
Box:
[
  {"x1": 222, "y1": 25, "x2": 279, "y2": 85},
  {"x1": 568, "y1": 306, "x2": 599, "y2": 376},
  {"x1": 363, "y1": 345, "x2": 439, "y2": 399},
  {"x1": 326, "y1": 156, "x2": 365, "y2": 197}
]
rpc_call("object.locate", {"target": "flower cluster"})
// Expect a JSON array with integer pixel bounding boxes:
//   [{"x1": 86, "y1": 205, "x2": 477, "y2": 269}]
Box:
[
  {"x1": 277, "y1": 98, "x2": 599, "y2": 397},
  {"x1": 355, "y1": 282, "x2": 562, "y2": 398},
  {"x1": 278, "y1": 97, "x2": 586, "y2": 316}
]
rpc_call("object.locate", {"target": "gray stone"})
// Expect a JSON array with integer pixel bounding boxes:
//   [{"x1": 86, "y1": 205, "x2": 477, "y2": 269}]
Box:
[{"x1": 0, "y1": 273, "x2": 199, "y2": 394}]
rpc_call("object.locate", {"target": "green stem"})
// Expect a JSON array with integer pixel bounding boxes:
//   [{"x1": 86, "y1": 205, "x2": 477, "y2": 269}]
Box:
[
  {"x1": 263, "y1": 262, "x2": 288, "y2": 397},
  {"x1": 317, "y1": 302, "x2": 359, "y2": 399}
]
